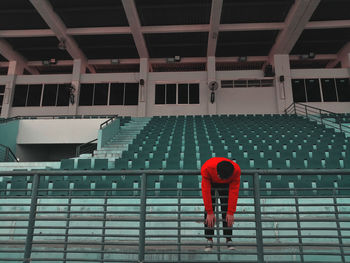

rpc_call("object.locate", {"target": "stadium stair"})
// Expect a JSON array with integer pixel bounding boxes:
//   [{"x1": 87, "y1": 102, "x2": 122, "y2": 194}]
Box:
[{"x1": 93, "y1": 117, "x2": 151, "y2": 160}]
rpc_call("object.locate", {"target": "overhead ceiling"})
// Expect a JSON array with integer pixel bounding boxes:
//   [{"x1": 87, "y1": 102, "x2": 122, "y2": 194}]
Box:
[{"x1": 0, "y1": 0, "x2": 349, "y2": 74}]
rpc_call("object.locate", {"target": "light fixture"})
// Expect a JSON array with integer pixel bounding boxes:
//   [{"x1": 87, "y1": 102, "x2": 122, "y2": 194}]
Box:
[
  {"x1": 238, "y1": 56, "x2": 247, "y2": 62},
  {"x1": 167, "y1": 56, "x2": 181, "y2": 63},
  {"x1": 308, "y1": 52, "x2": 315, "y2": 59},
  {"x1": 111, "y1": 59, "x2": 120, "y2": 64},
  {"x1": 42, "y1": 58, "x2": 57, "y2": 65},
  {"x1": 58, "y1": 40, "x2": 66, "y2": 50},
  {"x1": 299, "y1": 52, "x2": 316, "y2": 60}
]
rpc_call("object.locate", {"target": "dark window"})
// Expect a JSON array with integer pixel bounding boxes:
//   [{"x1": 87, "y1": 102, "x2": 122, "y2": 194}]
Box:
[
  {"x1": 221, "y1": 80, "x2": 233, "y2": 88},
  {"x1": 26, "y1": 84, "x2": 42, "y2": 106},
  {"x1": 305, "y1": 79, "x2": 321, "y2": 102},
  {"x1": 110, "y1": 83, "x2": 124, "y2": 105},
  {"x1": 0, "y1": 85, "x2": 5, "y2": 93},
  {"x1": 166, "y1": 84, "x2": 176, "y2": 104},
  {"x1": 79, "y1": 84, "x2": 94, "y2": 106},
  {"x1": 155, "y1": 84, "x2": 165, "y2": 104},
  {"x1": 248, "y1": 80, "x2": 260, "y2": 87},
  {"x1": 12, "y1": 84, "x2": 27, "y2": 107},
  {"x1": 42, "y1": 84, "x2": 58, "y2": 106},
  {"x1": 261, "y1": 79, "x2": 274, "y2": 87},
  {"x1": 292, "y1": 79, "x2": 306, "y2": 103},
  {"x1": 336, "y1": 78, "x2": 350, "y2": 102},
  {"x1": 321, "y1": 79, "x2": 337, "y2": 102},
  {"x1": 94, "y1": 83, "x2": 109, "y2": 105},
  {"x1": 189, "y1": 84, "x2": 200, "y2": 104},
  {"x1": 178, "y1": 84, "x2": 188, "y2": 104},
  {"x1": 234, "y1": 80, "x2": 247, "y2": 88},
  {"x1": 57, "y1": 84, "x2": 70, "y2": 106},
  {"x1": 0, "y1": 95, "x2": 3, "y2": 105},
  {"x1": 124, "y1": 83, "x2": 139, "y2": 105}
]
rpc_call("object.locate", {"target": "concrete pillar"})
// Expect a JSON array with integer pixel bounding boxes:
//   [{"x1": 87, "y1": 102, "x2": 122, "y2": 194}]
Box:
[
  {"x1": 1, "y1": 61, "x2": 24, "y2": 118},
  {"x1": 340, "y1": 53, "x2": 350, "y2": 69},
  {"x1": 273, "y1": 54, "x2": 293, "y2": 114},
  {"x1": 68, "y1": 59, "x2": 86, "y2": 115},
  {"x1": 207, "y1": 56, "x2": 217, "y2": 115},
  {"x1": 137, "y1": 58, "x2": 148, "y2": 117}
]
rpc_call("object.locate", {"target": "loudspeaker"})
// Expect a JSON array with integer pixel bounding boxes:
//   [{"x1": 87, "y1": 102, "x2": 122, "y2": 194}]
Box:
[
  {"x1": 264, "y1": 64, "x2": 275, "y2": 77},
  {"x1": 139, "y1": 79, "x2": 145, "y2": 86},
  {"x1": 279, "y1": 75, "x2": 285, "y2": 82}
]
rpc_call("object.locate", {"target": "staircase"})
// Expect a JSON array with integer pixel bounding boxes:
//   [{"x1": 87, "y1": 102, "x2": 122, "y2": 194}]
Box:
[
  {"x1": 285, "y1": 102, "x2": 350, "y2": 137},
  {"x1": 93, "y1": 117, "x2": 151, "y2": 159}
]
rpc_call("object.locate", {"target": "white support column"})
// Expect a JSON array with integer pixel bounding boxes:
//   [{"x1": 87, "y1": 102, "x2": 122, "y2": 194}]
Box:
[
  {"x1": 273, "y1": 55, "x2": 293, "y2": 114},
  {"x1": 207, "y1": 0, "x2": 223, "y2": 57},
  {"x1": 207, "y1": 56, "x2": 217, "y2": 115},
  {"x1": 138, "y1": 58, "x2": 148, "y2": 117},
  {"x1": 340, "y1": 53, "x2": 350, "y2": 69},
  {"x1": 1, "y1": 61, "x2": 24, "y2": 118},
  {"x1": 68, "y1": 59, "x2": 85, "y2": 115}
]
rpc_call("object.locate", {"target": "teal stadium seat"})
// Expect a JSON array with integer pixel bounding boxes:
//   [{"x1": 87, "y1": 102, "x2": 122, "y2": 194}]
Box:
[{"x1": 60, "y1": 159, "x2": 74, "y2": 170}]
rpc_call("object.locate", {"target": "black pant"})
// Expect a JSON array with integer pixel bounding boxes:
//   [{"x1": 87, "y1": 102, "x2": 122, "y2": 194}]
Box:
[{"x1": 204, "y1": 183, "x2": 232, "y2": 239}]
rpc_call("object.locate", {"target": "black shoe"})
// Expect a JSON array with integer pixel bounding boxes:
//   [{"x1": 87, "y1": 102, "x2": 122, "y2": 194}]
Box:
[{"x1": 204, "y1": 239, "x2": 213, "y2": 251}]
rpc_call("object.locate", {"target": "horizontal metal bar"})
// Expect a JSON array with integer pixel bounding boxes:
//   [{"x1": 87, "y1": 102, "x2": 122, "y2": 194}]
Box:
[
  {"x1": 28, "y1": 258, "x2": 137, "y2": 262},
  {"x1": 0, "y1": 202, "x2": 346, "y2": 208},
  {"x1": 1, "y1": 169, "x2": 350, "y2": 176},
  {"x1": 1, "y1": 226, "x2": 349, "y2": 231},
  {"x1": 20, "y1": 241, "x2": 350, "y2": 248},
  {"x1": 0, "y1": 235, "x2": 350, "y2": 241}
]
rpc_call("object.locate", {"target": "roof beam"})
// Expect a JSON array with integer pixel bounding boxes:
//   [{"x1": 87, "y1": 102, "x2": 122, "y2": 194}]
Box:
[
  {"x1": 29, "y1": 0, "x2": 96, "y2": 73},
  {"x1": 268, "y1": 0, "x2": 321, "y2": 62},
  {"x1": 0, "y1": 39, "x2": 38, "y2": 74},
  {"x1": 326, "y1": 42, "x2": 350, "y2": 68},
  {"x1": 2, "y1": 19, "x2": 350, "y2": 38},
  {"x1": 207, "y1": 0, "x2": 223, "y2": 56},
  {"x1": 24, "y1": 54, "x2": 338, "y2": 67},
  {"x1": 121, "y1": 0, "x2": 149, "y2": 58},
  {"x1": 306, "y1": 20, "x2": 350, "y2": 30}
]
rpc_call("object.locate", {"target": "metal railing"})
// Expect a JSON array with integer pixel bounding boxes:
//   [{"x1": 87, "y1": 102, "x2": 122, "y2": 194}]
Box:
[
  {"x1": 0, "y1": 115, "x2": 117, "y2": 124},
  {"x1": 0, "y1": 169, "x2": 349, "y2": 263},
  {"x1": 285, "y1": 102, "x2": 349, "y2": 135},
  {"x1": 0, "y1": 144, "x2": 18, "y2": 162},
  {"x1": 99, "y1": 115, "x2": 119, "y2": 129},
  {"x1": 75, "y1": 138, "x2": 98, "y2": 157}
]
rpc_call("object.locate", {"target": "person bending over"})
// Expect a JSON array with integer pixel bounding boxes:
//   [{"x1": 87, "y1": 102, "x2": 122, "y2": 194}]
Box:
[{"x1": 201, "y1": 157, "x2": 241, "y2": 251}]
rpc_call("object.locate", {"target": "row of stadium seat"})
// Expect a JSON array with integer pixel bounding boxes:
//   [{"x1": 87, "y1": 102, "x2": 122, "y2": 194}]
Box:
[
  {"x1": 113, "y1": 114, "x2": 348, "y2": 170},
  {"x1": 1, "y1": 174, "x2": 349, "y2": 197}
]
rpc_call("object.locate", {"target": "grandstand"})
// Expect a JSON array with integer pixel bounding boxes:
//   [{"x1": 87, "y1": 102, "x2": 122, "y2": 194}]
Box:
[{"x1": 0, "y1": 0, "x2": 350, "y2": 262}]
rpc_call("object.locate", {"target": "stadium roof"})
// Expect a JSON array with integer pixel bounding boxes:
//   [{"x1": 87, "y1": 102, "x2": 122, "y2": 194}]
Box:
[{"x1": 0, "y1": 0, "x2": 349, "y2": 73}]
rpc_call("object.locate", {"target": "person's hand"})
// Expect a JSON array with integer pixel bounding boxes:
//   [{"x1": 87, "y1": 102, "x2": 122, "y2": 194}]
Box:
[
  {"x1": 205, "y1": 213, "x2": 216, "y2": 228},
  {"x1": 226, "y1": 214, "x2": 234, "y2": 227}
]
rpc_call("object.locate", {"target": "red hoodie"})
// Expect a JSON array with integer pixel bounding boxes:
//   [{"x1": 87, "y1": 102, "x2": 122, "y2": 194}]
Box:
[{"x1": 201, "y1": 157, "x2": 241, "y2": 215}]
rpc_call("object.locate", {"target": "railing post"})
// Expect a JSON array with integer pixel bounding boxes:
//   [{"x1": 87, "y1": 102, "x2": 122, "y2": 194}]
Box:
[
  {"x1": 138, "y1": 173, "x2": 147, "y2": 263},
  {"x1": 5, "y1": 147, "x2": 9, "y2": 162},
  {"x1": 23, "y1": 174, "x2": 39, "y2": 263},
  {"x1": 253, "y1": 172, "x2": 264, "y2": 263},
  {"x1": 305, "y1": 105, "x2": 308, "y2": 118},
  {"x1": 293, "y1": 103, "x2": 296, "y2": 115},
  {"x1": 337, "y1": 115, "x2": 343, "y2": 132},
  {"x1": 320, "y1": 109, "x2": 323, "y2": 125},
  {"x1": 75, "y1": 145, "x2": 80, "y2": 157}
]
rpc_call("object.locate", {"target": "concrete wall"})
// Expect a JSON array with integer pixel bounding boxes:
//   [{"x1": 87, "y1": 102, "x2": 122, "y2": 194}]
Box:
[
  {"x1": 16, "y1": 144, "x2": 78, "y2": 162},
  {"x1": 17, "y1": 119, "x2": 107, "y2": 144},
  {"x1": 2, "y1": 69, "x2": 350, "y2": 117}
]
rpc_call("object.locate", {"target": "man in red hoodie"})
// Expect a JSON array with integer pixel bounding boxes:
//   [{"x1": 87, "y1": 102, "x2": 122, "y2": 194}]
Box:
[{"x1": 201, "y1": 157, "x2": 241, "y2": 251}]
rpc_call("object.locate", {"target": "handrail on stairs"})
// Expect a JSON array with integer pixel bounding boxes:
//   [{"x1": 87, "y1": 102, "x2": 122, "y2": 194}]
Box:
[{"x1": 284, "y1": 102, "x2": 349, "y2": 135}]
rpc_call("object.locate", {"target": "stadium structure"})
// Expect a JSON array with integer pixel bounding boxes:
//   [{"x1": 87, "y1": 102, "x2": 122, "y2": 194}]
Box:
[{"x1": 0, "y1": 0, "x2": 350, "y2": 262}]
